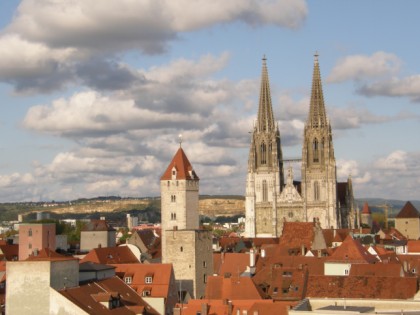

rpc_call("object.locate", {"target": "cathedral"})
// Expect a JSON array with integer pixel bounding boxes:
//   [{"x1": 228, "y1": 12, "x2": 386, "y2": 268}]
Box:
[{"x1": 245, "y1": 54, "x2": 355, "y2": 237}]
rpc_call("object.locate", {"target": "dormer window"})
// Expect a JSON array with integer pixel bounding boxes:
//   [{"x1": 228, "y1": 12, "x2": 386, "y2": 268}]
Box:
[
  {"x1": 145, "y1": 275, "x2": 153, "y2": 284},
  {"x1": 172, "y1": 167, "x2": 177, "y2": 180},
  {"x1": 124, "y1": 277, "x2": 132, "y2": 284}
]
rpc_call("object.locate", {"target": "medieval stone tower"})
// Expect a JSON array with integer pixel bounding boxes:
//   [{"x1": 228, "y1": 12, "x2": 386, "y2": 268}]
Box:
[
  {"x1": 245, "y1": 57, "x2": 285, "y2": 237},
  {"x1": 160, "y1": 144, "x2": 213, "y2": 299},
  {"x1": 301, "y1": 53, "x2": 338, "y2": 229}
]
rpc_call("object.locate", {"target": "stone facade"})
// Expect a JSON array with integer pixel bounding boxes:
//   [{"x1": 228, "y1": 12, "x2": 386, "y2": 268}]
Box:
[
  {"x1": 245, "y1": 56, "x2": 355, "y2": 237},
  {"x1": 80, "y1": 230, "x2": 116, "y2": 251},
  {"x1": 160, "y1": 147, "x2": 213, "y2": 299},
  {"x1": 6, "y1": 259, "x2": 80, "y2": 315},
  {"x1": 164, "y1": 229, "x2": 212, "y2": 299}
]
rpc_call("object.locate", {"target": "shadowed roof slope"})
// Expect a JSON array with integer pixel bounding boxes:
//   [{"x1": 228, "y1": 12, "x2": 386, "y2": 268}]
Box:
[
  {"x1": 160, "y1": 147, "x2": 199, "y2": 180},
  {"x1": 396, "y1": 201, "x2": 419, "y2": 218}
]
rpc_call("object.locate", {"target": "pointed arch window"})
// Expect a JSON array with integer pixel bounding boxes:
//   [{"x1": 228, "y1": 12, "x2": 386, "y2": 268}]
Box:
[
  {"x1": 314, "y1": 181, "x2": 320, "y2": 201},
  {"x1": 260, "y1": 143, "x2": 267, "y2": 165},
  {"x1": 268, "y1": 143, "x2": 272, "y2": 165},
  {"x1": 262, "y1": 180, "x2": 268, "y2": 202},
  {"x1": 313, "y1": 139, "x2": 319, "y2": 163}
]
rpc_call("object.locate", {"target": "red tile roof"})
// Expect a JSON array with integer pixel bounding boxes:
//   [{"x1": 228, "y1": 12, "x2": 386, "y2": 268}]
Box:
[
  {"x1": 0, "y1": 244, "x2": 18, "y2": 261},
  {"x1": 113, "y1": 263, "x2": 174, "y2": 299},
  {"x1": 82, "y1": 219, "x2": 116, "y2": 232},
  {"x1": 279, "y1": 222, "x2": 315, "y2": 250},
  {"x1": 59, "y1": 276, "x2": 159, "y2": 314},
  {"x1": 407, "y1": 240, "x2": 420, "y2": 253},
  {"x1": 396, "y1": 201, "x2": 420, "y2": 218},
  {"x1": 160, "y1": 147, "x2": 199, "y2": 180},
  {"x1": 213, "y1": 252, "x2": 254, "y2": 276},
  {"x1": 176, "y1": 299, "x2": 294, "y2": 315},
  {"x1": 361, "y1": 202, "x2": 371, "y2": 214},
  {"x1": 205, "y1": 276, "x2": 263, "y2": 300},
  {"x1": 325, "y1": 235, "x2": 377, "y2": 263},
  {"x1": 26, "y1": 248, "x2": 77, "y2": 261},
  {"x1": 81, "y1": 246, "x2": 139, "y2": 264},
  {"x1": 349, "y1": 262, "x2": 403, "y2": 277},
  {"x1": 306, "y1": 275, "x2": 417, "y2": 299}
]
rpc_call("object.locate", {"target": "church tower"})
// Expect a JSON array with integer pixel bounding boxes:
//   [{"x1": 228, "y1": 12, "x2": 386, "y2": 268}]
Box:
[
  {"x1": 160, "y1": 143, "x2": 212, "y2": 299},
  {"x1": 245, "y1": 57, "x2": 284, "y2": 237},
  {"x1": 301, "y1": 54, "x2": 338, "y2": 228}
]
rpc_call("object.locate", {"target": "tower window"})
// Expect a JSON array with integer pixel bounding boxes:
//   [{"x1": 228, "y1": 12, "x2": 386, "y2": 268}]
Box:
[
  {"x1": 314, "y1": 181, "x2": 320, "y2": 201},
  {"x1": 313, "y1": 139, "x2": 319, "y2": 162},
  {"x1": 171, "y1": 195, "x2": 176, "y2": 202},
  {"x1": 28, "y1": 229, "x2": 32, "y2": 237},
  {"x1": 260, "y1": 143, "x2": 267, "y2": 165},
  {"x1": 171, "y1": 213, "x2": 176, "y2": 220},
  {"x1": 262, "y1": 180, "x2": 268, "y2": 202}
]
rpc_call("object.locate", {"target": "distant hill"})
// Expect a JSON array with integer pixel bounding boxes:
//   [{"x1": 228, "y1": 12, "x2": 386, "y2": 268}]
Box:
[{"x1": 0, "y1": 195, "x2": 418, "y2": 222}]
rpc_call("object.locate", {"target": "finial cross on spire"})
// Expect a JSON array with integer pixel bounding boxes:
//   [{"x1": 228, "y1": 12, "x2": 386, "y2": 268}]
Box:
[
  {"x1": 314, "y1": 51, "x2": 319, "y2": 63},
  {"x1": 178, "y1": 134, "x2": 183, "y2": 147}
]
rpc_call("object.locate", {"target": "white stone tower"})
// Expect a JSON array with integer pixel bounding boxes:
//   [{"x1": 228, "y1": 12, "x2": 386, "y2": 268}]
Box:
[
  {"x1": 245, "y1": 56, "x2": 284, "y2": 237},
  {"x1": 160, "y1": 143, "x2": 212, "y2": 299},
  {"x1": 301, "y1": 54, "x2": 338, "y2": 228}
]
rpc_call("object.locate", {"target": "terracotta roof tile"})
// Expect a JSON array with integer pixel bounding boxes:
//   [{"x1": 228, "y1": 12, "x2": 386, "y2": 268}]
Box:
[
  {"x1": 81, "y1": 246, "x2": 139, "y2": 264},
  {"x1": 160, "y1": 147, "x2": 199, "y2": 180},
  {"x1": 306, "y1": 275, "x2": 417, "y2": 299},
  {"x1": 326, "y1": 235, "x2": 377, "y2": 263},
  {"x1": 59, "y1": 276, "x2": 159, "y2": 314},
  {"x1": 205, "y1": 276, "x2": 262, "y2": 300},
  {"x1": 396, "y1": 201, "x2": 420, "y2": 218},
  {"x1": 82, "y1": 219, "x2": 116, "y2": 232},
  {"x1": 26, "y1": 248, "x2": 77, "y2": 261},
  {"x1": 361, "y1": 202, "x2": 371, "y2": 214},
  {"x1": 279, "y1": 222, "x2": 315, "y2": 249}
]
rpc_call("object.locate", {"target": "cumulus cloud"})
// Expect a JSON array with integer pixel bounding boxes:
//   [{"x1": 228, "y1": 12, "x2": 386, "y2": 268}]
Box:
[
  {"x1": 358, "y1": 75, "x2": 420, "y2": 102},
  {"x1": 0, "y1": 0, "x2": 307, "y2": 93},
  {"x1": 327, "y1": 52, "x2": 401, "y2": 83}
]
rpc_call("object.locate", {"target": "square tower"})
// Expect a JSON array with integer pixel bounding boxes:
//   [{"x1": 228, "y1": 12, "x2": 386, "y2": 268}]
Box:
[
  {"x1": 18, "y1": 223, "x2": 56, "y2": 260},
  {"x1": 160, "y1": 145, "x2": 213, "y2": 299}
]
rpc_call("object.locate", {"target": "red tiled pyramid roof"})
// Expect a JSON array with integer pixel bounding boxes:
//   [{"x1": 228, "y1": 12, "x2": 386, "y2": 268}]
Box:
[
  {"x1": 161, "y1": 147, "x2": 199, "y2": 181},
  {"x1": 361, "y1": 202, "x2": 371, "y2": 214},
  {"x1": 396, "y1": 201, "x2": 419, "y2": 219}
]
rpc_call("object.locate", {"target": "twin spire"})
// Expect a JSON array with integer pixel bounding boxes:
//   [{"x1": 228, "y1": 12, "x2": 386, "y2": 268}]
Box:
[
  {"x1": 308, "y1": 52, "x2": 327, "y2": 129},
  {"x1": 257, "y1": 53, "x2": 327, "y2": 132},
  {"x1": 257, "y1": 56, "x2": 275, "y2": 133}
]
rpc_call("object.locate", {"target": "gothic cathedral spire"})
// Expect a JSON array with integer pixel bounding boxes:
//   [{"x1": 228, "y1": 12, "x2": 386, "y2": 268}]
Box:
[
  {"x1": 245, "y1": 57, "x2": 285, "y2": 237},
  {"x1": 301, "y1": 53, "x2": 338, "y2": 229}
]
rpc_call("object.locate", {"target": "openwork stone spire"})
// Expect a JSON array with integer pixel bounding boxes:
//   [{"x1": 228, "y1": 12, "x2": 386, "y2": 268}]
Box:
[
  {"x1": 257, "y1": 56, "x2": 275, "y2": 132},
  {"x1": 308, "y1": 53, "x2": 327, "y2": 128}
]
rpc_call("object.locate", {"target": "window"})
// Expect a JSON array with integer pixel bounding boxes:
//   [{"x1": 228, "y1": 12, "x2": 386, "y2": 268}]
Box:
[
  {"x1": 313, "y1": 138, "x2": 319, "y2": 162},
  {"x1": 203, "y1": 273, "x2": 207, "y2": 283},
  {"x1": 171, "y1": 212, "x2": 176, "y2": 220},
  {"x1": 344, "y1": 269, "x2": 349, "y2": 275},
  {"x1": 262, "y1": 180, "x2": 268, "y2": 202},
  {"x1": 180, "y1": 246, "x2": 183, "y2": 252},
  {"x1": 260, "y1": 143, "x2": 267, "y2": 165},
  {"x1": 124, "y1": 277, "x2": 132, "y2": 284},
  {"x1": 145, "y1": 276, "x2": 153, "y2": 284},
  {"x1": 28, "y1": 243, "x2": 32, "y2": 249},
  {"x1": 171, "y1": 195, "x2": 176, "y2": 202},
  {"x1": 203, "y1": 261, "x2": 207, "y2": 268},
  {"x1": 28, "y1": 229, "x2": 32, "y2": 237},
  {"x1": 172, "y1": 170, "x2": 176, "y2": 176},
  {"x1": 314, "y1": 181, "x2": 320, "y2": 201}
]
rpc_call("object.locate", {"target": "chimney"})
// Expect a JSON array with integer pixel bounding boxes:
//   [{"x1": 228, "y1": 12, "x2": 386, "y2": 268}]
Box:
[
  {"x1": 301, "y1": 244, "x2": 305, "y2": 256},
  {"x1": 261, "y1": 249, "x2": 266, "y2": 258},
  {"x1": 228, "y1": 300, "x2": 233, "y2": 315},
  {"x1": 249, "y1": 249, "x2": 255, "y2": 267},
  {"x1": 201, "y1": 303, "x2": 208, "y2": 315}
]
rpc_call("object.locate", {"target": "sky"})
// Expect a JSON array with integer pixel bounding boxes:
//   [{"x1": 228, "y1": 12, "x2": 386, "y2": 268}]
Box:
[{"x1": 0, "y1": 0, "x2": 419, "y2": 202}]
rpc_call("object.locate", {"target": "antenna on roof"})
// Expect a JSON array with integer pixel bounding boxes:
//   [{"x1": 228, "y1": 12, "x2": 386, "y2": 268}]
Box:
[{"x1": 178, "y1": 134, "x2": 183, "y2": 148}]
